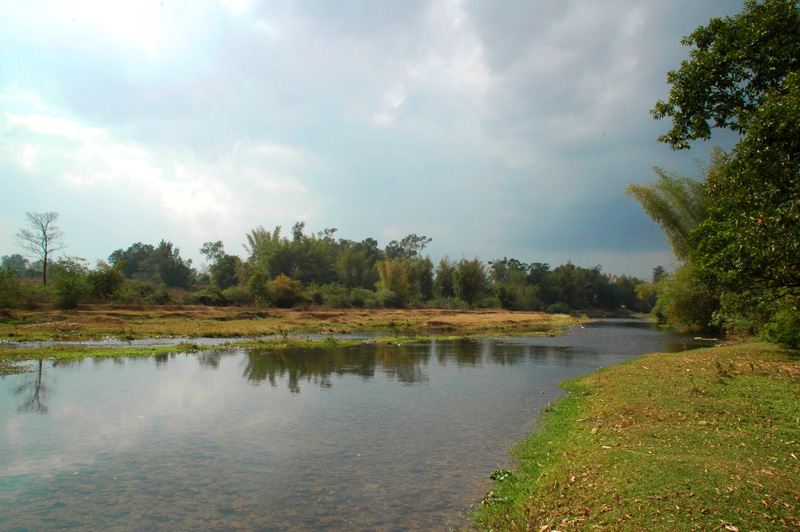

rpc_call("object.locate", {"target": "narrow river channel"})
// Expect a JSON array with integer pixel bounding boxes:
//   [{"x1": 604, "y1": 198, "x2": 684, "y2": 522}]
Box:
[{"x1": 0, "y1": 319, "x2": 712, "y2": 531}]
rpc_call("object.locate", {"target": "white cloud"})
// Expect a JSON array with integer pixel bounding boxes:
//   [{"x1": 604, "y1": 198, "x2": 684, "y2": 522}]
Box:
[{"x1": 0, "y1": 111, "x2": 321, "y2": 248}]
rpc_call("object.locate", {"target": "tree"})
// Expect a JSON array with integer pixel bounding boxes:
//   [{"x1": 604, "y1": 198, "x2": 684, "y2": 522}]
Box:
[
  {"x1": 453, "y1": 258, "x2": 488, "y2": 307},
  {"x1": 651, "y1": 0, "x2": 800, "y2": 294},
  {"x1": 652, "y1": 0, "x2": 800, "y2": 150},
  {"x1": 109, "y1": 242, "x2": 156, "y2": 280},
  {"x1": 694, "y1": 72, "x2": 800, "y2": 293},
  {"x1": 152, "y1": 240, "x2": 193, "y2": 288},
  {"x1": 645, "y1": 0, "x2": 800, "y2": 334},
  {"x1": 1, "y1": 254, "x2": 30, "y2": 274},
  {"x1": 15, "y1": 211, "x2": 66, "y2": 285},
  {"x1": 625, "y1": 160, "x2": 712, "y2": 261},
  {"x1": 434, "y1": 256, "x2": 457, "y2": 299},
  {"x1": 50, "y1": 257, "x2": 90, "y2": 310},
  {"x1": 385, "y1": 234, "x2": 432, "y2": 260},
  {"x1": 210, "y1": 253, "x2": 242, "y2": 290},
  {"x1": 376, "y1": 258, "x2": 412, "y2": 304},
  {"x1": 200, "y1": 241, "x2": 224, "y2": 263}
]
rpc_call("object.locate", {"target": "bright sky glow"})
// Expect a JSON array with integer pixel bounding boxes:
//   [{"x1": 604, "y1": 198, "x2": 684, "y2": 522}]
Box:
[{"x1": 0, "y1": 1, "x2": 743, "y2": 276}]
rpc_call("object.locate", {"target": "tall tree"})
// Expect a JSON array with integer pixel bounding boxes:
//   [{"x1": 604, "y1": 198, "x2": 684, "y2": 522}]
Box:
[
  {"x1": 651, "y1": 0, "x2": 800, "y2": 294},
  {"x1": 651, "y1": 0, "x2": 800, "y2": 150},
  {"x1": 625, "y1": 154, "x2": 715, "y2": 261},
  {"x1": 15, "y1": 211, "x2": 65, "y2": 285},
  {"x1": 694, "y1": 72, "x2": 800, "y2": 293},
  {"x1": 200, "y1": 241, "x2": 224, "y2": 263}
]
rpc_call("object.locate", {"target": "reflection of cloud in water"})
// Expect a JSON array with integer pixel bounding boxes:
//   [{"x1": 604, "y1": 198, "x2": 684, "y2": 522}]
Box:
[{"x1": 0, "y1": 319, "x2": 716, "y2": 531}]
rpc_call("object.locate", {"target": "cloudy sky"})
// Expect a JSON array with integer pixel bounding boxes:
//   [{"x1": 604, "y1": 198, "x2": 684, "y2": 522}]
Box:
[{"x1": 0, "y1": 0, "x2": 743, "y2": 278}]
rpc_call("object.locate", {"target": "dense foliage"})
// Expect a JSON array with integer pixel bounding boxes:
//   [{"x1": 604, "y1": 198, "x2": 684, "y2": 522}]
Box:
[
  {"x1": 1, "y1": 221, "x2": 650, "y2": 315},
  {"x1": 634, "y1": 0, "x2": 800, "y2": 345}
]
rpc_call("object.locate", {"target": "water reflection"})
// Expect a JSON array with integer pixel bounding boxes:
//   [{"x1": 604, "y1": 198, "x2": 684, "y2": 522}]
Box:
[
  {"x1": 13, "y1": 359, "x2": 50, "y2": 414},
  {"x1": 0, "y1": 319, "x2": 716, "y2": 532}
]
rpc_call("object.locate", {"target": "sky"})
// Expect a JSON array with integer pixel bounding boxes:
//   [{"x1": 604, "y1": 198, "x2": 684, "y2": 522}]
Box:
[{"x1": 0, "y1": 0, "x2": 744, "y2": 279}]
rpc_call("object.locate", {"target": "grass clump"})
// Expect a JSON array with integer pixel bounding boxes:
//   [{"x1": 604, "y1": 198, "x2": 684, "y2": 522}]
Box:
[{"x1": 473, "y1": 342, "x2": 800, "y2": 531}]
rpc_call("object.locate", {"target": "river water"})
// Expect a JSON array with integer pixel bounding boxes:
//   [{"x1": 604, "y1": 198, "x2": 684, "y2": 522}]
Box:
[{"x1": 0, "y1": 320, "x2": 711, "y2": 531}]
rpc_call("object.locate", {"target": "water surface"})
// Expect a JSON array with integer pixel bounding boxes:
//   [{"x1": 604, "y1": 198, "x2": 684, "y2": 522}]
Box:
[{"x1": 0, "y1": 320, "x2": 710, "y2": 531}]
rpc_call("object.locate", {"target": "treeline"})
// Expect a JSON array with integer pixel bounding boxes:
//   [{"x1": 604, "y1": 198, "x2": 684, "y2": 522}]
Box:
[
  {"x1": 628, "y1": 0, "x2": 800, "y2": 348},
  {"x1": 0, "y1": 221, "x2": 651, "y2": 314}
]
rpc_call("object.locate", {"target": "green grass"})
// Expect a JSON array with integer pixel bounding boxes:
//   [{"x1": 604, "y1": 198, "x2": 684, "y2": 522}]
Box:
[{"x1": 473, "y1": 342, "x2": 800, "y2": 531}]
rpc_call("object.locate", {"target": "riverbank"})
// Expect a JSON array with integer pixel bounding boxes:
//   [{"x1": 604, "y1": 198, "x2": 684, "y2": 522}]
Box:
[
  {"x1": 472, "y1": 342, "x2": 800, "y2": 531},
  {"x1": 0, "y1": 307, "x2": 578, "y2": 374},
  {"x1": 0, "y1": 306, "x2": 576, "y2": 342}
]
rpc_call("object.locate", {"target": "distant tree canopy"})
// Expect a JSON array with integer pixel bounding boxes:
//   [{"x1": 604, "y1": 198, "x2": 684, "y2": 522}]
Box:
[
  {"x1": 109, "y1": 240, "x2": 192, "y2": 288},
  {"x1": 1, "y1": 254, "x2": 30, "y2": 274}
]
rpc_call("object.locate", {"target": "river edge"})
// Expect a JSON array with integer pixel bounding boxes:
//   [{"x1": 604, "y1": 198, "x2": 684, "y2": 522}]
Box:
[
  {"x1": 0, "y1": 307, "x2": 582, "y2": 374},
  {"x1": 471, "y1": 341, "x2": 800, "y2": 531}
]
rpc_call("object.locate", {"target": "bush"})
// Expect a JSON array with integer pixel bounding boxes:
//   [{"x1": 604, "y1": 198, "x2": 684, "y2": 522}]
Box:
[
  {"x1": 51, "y1": 258, "x2": 90, "y2": 310},
  {"x1": 114, "y1": 281, "x2": 170, "y2": 306},
  {"x1": 494, "y1": 285, "x2": 516, "y2": 310},
  {"x1": 429, "y1": 297, "x2": 468, "y2": 310},
  {"x1": 321, "y1": 283, "x2": 348, "y2": 307},
  {"x1": 248, "y1": 272, "x2": 270, "y2": 307},
  {"x1": 655, "y1": 264, "x2": 719, "y2": 332},
  {"x1": 376, "y1": 290, "x2": 401, "y2": 308},
  {"x1": 348, "y1": 287, "x2": 374, "y2": 308},
  {"x1": 87, "y1": 262, "x2": 126, "y2": 300},
  {"x1": 545, "y1": 302, "x2": 572, "y2": 315},
  {"x1": 762, "y1": 306, "x2": 800, "y2": 349},
  {"x1": 151, "y1": 287, "x2": 171, "y2": 305},
  {"x1": 268, "y1": 274, "x2": 305, "y2": 308},
  {"x1": 0, "y1": 271, "x2": 23, "y2": 308},
  {"x1": 222, "y1": 286, "x2": 254, "y2": 306},
  {"x1": 513, "y1": 285, "x2": 544, "y2": 311},
  {"x1": 191, "y1": 287, "x2": 227, "y2": 306}
]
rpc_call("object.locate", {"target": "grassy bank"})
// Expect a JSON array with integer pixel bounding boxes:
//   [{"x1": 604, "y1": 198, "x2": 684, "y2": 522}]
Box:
[{"x1": 473, "y1": 342, "x2": 800, "y2": 531}]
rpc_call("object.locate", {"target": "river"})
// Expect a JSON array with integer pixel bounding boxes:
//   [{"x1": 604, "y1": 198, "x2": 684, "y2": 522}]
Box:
[{"x1": 0, "y1": 319, "x2": 711, "y2": 531}]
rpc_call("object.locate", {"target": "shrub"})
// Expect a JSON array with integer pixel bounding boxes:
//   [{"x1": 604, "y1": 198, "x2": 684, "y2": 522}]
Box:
[
  {"x1": 494, "y1": 285, "x2": 516, "y2": 310},
  {"x1": 655, "y1": 264, "x2": 719, "y2": 332},
  {"x1": 429, "y1": 297, "x2": 468, "y2": 310},
  {"x1": 321, "y1": 283, "x2": 348, "y2": 307},
  {"x1": 192, "y1": 287, "x2": 227, "y2": 307},
  {"x1": 376, "y1": 290, "x2": 401, "y2": 308},
  {"x1": 248, "y1": 271, "x2": 270, "y2": 307},
  {"x1": 51, "y1": 257, "x2": 90, "y2": 310},
  {"x1": 545, "y1": 302, "x2": 572, "y2": 315},
  {"x1": 0, "y1": 270, "x2": 23, "y2": 308},
  {"x1": 222, "y1": 286, "x2": 254, "y2": 306},
  {"x1": 268, "y1": 274, "x2": 305, "y2": 308},
  {"x1": 513, "y1": 285, "x2": 544, "y2": 311},
  {"x1": 348, "y1": 287, "x2": 374, "y2": 308},
  {"x1": 762, "y1": 305, "x2": 800, "y2": 349},
  {"x1": 87, "y1": 262, "x2": 126, "y2": 300},
  {"x1": 150, "y1": 287, "x2": 171, "y2": 305}
]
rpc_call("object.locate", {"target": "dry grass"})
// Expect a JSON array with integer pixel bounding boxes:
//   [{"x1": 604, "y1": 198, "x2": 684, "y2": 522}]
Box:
[{"x1": 0, "y1": 306, "x2": 575, "y2": 342}]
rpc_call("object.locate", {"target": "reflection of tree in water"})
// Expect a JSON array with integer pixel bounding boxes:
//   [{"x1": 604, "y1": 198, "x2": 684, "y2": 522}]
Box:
[
  {"x1": 433, "y1": 339, "x2": 482, "y2": 367},
  {"x1": 374, "y1": 343, "x2": 430, "y2": 385},
  {"x1": 197, "y1": 352, "x2": 223, "y2": 369},
  {"x1": 14, "y1": 359, "x2": 50, "y2": 414},
  {"x1": 241, "y1": 343, "x2": 435, "y2": 392},
  {"x1": 488, "y1": 342, "x2": 528, "y2": 365}
]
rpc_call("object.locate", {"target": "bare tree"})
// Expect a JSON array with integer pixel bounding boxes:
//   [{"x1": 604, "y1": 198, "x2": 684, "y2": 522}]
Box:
[{"x1": 15, "y1": 211, "x2": 66, "y2": 285}]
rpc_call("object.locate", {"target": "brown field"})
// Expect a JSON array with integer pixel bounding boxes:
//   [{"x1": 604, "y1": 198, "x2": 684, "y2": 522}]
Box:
[{"x1": 0, "y1": 306, "x2": 576, "y2": 342}]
